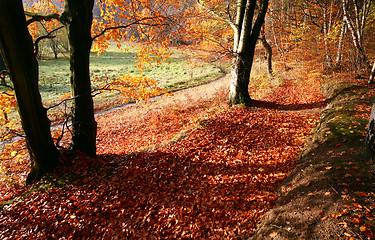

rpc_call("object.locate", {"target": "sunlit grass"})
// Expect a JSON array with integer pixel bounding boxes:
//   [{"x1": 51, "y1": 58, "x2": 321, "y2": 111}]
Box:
[{"x1": 37, "y1": 43, "x2": 222, "y2": 113}]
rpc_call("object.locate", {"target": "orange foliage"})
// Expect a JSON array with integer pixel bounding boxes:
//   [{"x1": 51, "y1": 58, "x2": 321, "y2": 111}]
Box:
[
  {"x1": 25, "y1": 0, "x2": 62, "y2": 40},
  {"x1": 94, "y1": 74, "x2": 165, "y2": 102},
  {"x1": 183, "y1": 1, "x2": 234, "y2": 61},
  {"x1": 0, "y1": 90, "x2": 28, "y2": 201},
  {"x1": 0, "y1": 75, "x2": 327, "y2": 238}
]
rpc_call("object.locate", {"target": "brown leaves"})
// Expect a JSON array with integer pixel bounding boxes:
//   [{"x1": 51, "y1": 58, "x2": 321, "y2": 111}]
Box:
[{"x1": 0, "y1": 77, "x2": 322, "y2": 238}]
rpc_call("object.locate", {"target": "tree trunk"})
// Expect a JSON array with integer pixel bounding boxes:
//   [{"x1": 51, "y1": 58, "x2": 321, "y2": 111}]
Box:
[
  {"x1": 369, "y1": 61, "x2": 375, "y2": 84},
  {"x1": 0, "y1": 55, "x2": 5, "y2": 72},
  {"x1": 0, "y1": 0, "x2": 59, "y2": 184},
  {"x1": 342, "y1": 0, "x2": 371, "y2": 70},
  {"x1": 335, "y1": 18, "x2": 347, "y2": 65},
  {"x1": 61, "y1": 0, "x2": 97, "y2": 157},
  {"x1": 365, "y1": 101, "x2": 375, "y2": 160},
  {"x1": 230, "y1": 54, "x2": 253, "y2": 106},
  {"x1": 260, "y1": 30, "x2": 273, "y2": 76},
  {"x1": 229, "y1": 0, "x2": 269, "y2": 106},
  {"x1": 323, "y1": 4, "x2": 333, "y2": 68},
  {"x1": 50, "y1": 40, "x2": 58, "y2": 59}
]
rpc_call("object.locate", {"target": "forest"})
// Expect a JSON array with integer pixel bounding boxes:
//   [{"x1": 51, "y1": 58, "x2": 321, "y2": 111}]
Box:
[{"x1": 0, "y1": 0, "x2": 374, "y2": 239}]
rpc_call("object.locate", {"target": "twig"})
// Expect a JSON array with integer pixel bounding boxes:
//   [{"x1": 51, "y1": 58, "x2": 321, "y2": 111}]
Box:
[
  {"x1": 92, "y1": 17, "x2": 168, "y2": 41},
  {"x1": 34, "y1": 26, "x2": 64, "y2": 57}
]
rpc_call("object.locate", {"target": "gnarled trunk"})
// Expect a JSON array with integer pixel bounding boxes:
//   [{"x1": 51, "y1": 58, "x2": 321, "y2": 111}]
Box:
[{"x1": 0, "y1": 0, "x2": 59, "y2": 184}]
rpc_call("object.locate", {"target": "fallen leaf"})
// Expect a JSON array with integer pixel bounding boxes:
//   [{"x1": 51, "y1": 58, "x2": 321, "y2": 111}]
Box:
[
  {"x1": 351, "y1": 218, "x2": 362, "y2": 224},
  {"x1": 352, "y1": 203, "x2": 363, "y2": 209},
  {"x1": 339, "y1": 222, "x2": 348, "y2": 228},
  {"x1": 269, "y1": 232, "x2": 278, "y2": 237},
  {"x1": 360, "y1": 225, "x2": 367, "y2": 232}
]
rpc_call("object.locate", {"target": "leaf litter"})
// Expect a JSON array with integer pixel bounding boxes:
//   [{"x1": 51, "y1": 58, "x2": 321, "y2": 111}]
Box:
[{"x1": 0, "y1": 76, "x2": 324, "y2": 239}]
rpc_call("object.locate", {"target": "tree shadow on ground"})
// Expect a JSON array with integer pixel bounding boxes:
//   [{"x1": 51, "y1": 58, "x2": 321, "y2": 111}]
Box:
[
  {"x1": 61, "y1": 148, "x2": 287, "y2": 239},
  {"x1": 251, "y1": 99, "x2": 328, "y2": 111}
]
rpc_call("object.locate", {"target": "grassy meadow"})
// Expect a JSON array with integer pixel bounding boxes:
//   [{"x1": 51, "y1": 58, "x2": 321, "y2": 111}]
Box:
[
  {"x1": 37, "y1": 43, "x2": 223, "y2": 117},
  {"x1": 2, "y1": 42, "x2": 277, "y2": 124}
]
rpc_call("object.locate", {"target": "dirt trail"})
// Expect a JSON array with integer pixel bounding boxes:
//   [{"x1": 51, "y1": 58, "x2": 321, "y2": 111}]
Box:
[{"x1": 251, "y1": 76, "x2": 375, "y2": 239}]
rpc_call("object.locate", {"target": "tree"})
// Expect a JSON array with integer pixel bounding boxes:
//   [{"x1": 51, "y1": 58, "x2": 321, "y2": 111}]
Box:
[
  {"x1": 60, "y1": 0, "x2": 97, "y2": 156},
  {"x1": 190, "y1": 0, "x2": 269, "y2": 106},
  {"x1": 260, "y1": 28, "x2": 273, "y2": 76},
  {"x1": 366, "y1": 101, "x2": 375, "y2": 160},
  {"x1": 0, "y1": 55, "x2": 5, "y2": 72},
  {"x1": 229, "y1": 0, "x2": 269, "y2": 106},
  {"x1": 25, "y1": 0, "x2": 97, "y2": 156},
  {"x1": 342, "y1": 0, "x2": 372, "y2": 71},
  {"x1": 0, "y1": 0, "x2": 59, "y2": 184},
  {"x1": 24, "y1": 0, "x2": 185, "y2": 157}
]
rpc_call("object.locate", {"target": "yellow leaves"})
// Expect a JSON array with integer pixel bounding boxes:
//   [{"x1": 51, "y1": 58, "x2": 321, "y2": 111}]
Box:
[
  {"x1": 0, "y1": 91, "x2": 16, "y2": 123},
  {"x1": 94, "y1": 74, "x2": 165, "y2": 103},
  {"x1": 0, "y1": 90, "x2": 28, "y2": 191},
  {"x1": 134, "y1": 43, "x2": 171, "y2": 74}
]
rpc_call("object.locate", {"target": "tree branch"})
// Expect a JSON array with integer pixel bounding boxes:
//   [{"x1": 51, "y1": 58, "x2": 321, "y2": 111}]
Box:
[
  {"x1": 34, "y1": 26, "x2": 64, "y2": 57},
  {"x1": 92, "y1": 17, "x2": 168, "y2": 41},
  {"x1": 25, "y1": 11, "x2": 60, "y2": 26},
  {"x1": 196, "y1": 0, "x2": 237, "y2": 32}
]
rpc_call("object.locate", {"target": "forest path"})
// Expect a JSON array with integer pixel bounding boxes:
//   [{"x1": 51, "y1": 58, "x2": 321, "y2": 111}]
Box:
[
  {"x1": 1, "y1": 69, "x2": 352, "y2": 239},
  {"x1": 95, "y1": 72, "x2": 326, "y2": 155}
]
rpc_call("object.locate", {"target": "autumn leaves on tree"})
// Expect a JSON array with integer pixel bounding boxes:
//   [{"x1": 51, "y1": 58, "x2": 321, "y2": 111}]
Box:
[{"x1": 0, "y1": 0, "x2": 187, "y2": 182}]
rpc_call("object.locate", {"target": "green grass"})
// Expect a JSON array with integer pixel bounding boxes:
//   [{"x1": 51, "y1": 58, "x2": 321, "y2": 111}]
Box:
[
  {"x1": 311, "y1": 80, "x2": 372, "y2": 146},
  {"x1": 37, "y1": 44, "x2": 222, "y2": 113}
]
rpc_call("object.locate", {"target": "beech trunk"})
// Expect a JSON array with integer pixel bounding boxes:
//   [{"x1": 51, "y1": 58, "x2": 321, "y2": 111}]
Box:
[
  {"x1": 0, "y1": 0, "x2": 59, "y2": 184},
  {"x1": 229, "y1": 0, "x2": 269, "y2": 106},
  {"x1": 61, "y1": 0, "x2": 97, "y2": 157}
]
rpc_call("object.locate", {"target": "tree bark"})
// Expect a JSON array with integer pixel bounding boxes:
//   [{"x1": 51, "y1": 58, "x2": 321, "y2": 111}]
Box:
[
  {"x1": 342, "y1": 0, "x2": 371, "y2": 70},
  {"x1": 335, "y1": 18, "x2": 347, "y2": 65},
  {"x1": 229, "y1": 0, "x2": 269, "y2": 106},
  {"x1": 369, "y1": 61, "x2": 375, "y2": 84},
  {"x1": 323, "y1": 4, "x2": 333, "y2": 68},
  {"x1": 260, "y1": 30, "x2": 273, "y2": 76},
  {"x1": 0, "y1": 0, "x2": 59, "y2": 184},
  {"x1": 365, "y1": 102, "x2": 375, "y2": 160},
  {"x1": 61, "y1": 0, "x2": 97, "y2": 157},
  {"x1": 0, "y1": 55, "x2": 5, "y2": 72}
]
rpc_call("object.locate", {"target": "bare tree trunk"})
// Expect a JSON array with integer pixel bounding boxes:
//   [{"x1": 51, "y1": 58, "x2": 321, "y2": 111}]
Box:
[
  {"x1": 61, "y1": 0, "x2": 97, "y2": 157},
  {"x1": 369, "y1": 62, "x2": 375, "y2": 84},
  {"x1": 335, "y1": 18, "x2": 347, "y2": 65},
  {"x1": 260, "y1": 30, "x2": 273, "y2": 76},
  {"x1": 269, "y1": 9, "x2": 284, "y2": 59},
  {"x1": 0, "y1": 55, "x2": 5, "y2": 71},
  {"x1": 323, "y1": 4, "x2": 333, "y2": 68},
  {"x1": 50, "y1": 40, "x2": 58, "y2": 59},
  {"x1": 229, "y1": 0, "x2": 269, "y2": 106},
  {"x1": 365, "y1": 102, "x2": 375, "y2": 160},
  {"x1": 342, "y1": 0, "x2": 371, "y2": 70},
  {"x1": 0, "y1": 0, "x2": 59, "y2": 184}
]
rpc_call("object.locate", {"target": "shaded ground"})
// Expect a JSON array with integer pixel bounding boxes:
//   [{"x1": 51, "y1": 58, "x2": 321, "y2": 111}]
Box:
[{"x1": 252, "y1": 75, "x2": 375, "y2": 239}]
